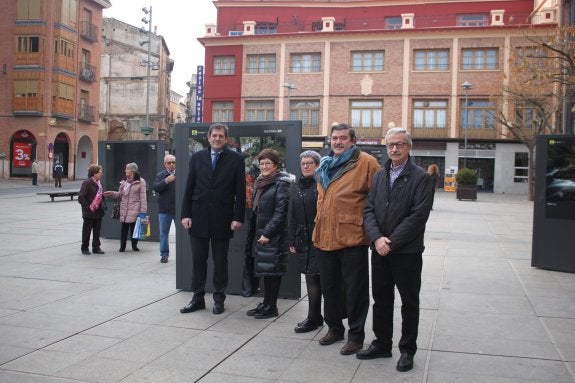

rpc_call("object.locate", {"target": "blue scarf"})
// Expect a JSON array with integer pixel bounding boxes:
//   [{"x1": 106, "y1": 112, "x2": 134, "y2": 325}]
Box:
[{"x1": 317, "y1": 145, "x2": 357, "y2": 190}]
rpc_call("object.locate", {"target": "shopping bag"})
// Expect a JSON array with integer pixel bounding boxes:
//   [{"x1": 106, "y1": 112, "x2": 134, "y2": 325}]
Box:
[
  {"x1": 132, "y1": 216, "x2": 142, "y2": 239},
  {"x1": 112, "y1": 201, "x2": 120, "y2": 219},
  {"x1": 143, "y1": 217, "x2": 151, "y2": 239}
]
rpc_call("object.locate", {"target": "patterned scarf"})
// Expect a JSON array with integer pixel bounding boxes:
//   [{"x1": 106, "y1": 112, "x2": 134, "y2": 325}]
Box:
[
  {"x1": 89, "y1": 178, "x2": 103, "y2": 212},
  {"x1": 316, "y1": 145, "x2": 358, "y2": 190},
  {"x1": 253, "y1": 170, "x2": 280, "y2": 210}
]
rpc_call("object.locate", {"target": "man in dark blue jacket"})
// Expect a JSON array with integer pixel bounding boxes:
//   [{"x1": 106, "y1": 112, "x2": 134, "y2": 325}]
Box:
[
  {"x1": 180, "y1": 123, "x2": 246, "y2": 315},
  {"x1": 361, "y1": 127, "x2": 433, "y2": 372},
  {"x1": 153, "y1": 154, "x2": 176, "y2": 263}
]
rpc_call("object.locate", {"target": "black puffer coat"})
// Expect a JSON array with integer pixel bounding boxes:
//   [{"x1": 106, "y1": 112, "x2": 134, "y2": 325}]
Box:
[
  {"x1": 247, "y1": 172, "x2": 293, "y2": 277},
  {"x1": 78, "y1": 178, "x2": 106, "y2": 219},
  {"x1": 288, "y1": 176, "x2": 320, "y2": 275}
]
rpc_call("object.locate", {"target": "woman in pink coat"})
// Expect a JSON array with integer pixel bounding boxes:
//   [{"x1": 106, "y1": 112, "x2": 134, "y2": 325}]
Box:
[{"x1": 104, "y1": 162, "x2": 148, "y2": 252}]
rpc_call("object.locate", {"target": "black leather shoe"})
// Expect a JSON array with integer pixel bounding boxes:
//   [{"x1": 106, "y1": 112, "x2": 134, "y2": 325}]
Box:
[
  {"x1": 119, "y1": 248, "x2": 125, "y2": 253},
  {"x1": 396, "y1": 353, "x2": 414, "y2": 372},
  {"x1": 81, "y1": 249, "x2": 90, "y2": 255},
  {"x1": 180, "y1": 300, "x2": 206, "y2": 314},
  {"x1": 254, "y1": 305, "x2": 278, "y2": 319},
  {"x1": 213, "y1": 302, "x2": 224, "y2": 315},
  {"x1": 132, "y1": 246, "x2": 140, "y2": 251},
  {"x1": 92, "y1": 249, "x2": 105, "y2": 254},
  {"x1": 160, "y1": 256, "x2": 168, "y2": 263},
  {"x1": 246, "y1": 302, "x2": 264, "y2": 317},
  {"x1": 319, "y1": 329, "x2": 344, "y2": 346},
  {"x1": 294, "y1": 318, "x2": 319, "y2": 333},
  {"x1": 356, "y1": 344, "x2": 392, "y2": 360},
  {"x1": 340, "y1": 341, "x2": 363, "y2": 355}
]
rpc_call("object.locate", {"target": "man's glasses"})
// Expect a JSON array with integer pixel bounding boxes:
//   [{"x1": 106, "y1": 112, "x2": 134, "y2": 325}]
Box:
[
  {"x1": 387, "y1": 142, "x2": 407, "y2": 150},
  {"x1": 259, "y1": 161, "x2": 274, "y2": 167},
  {"x1": 166, "y1": 161, "x2": 175, "y2": 164},
  {"x1": 301, "y1": 161, "x2": 315, "y2": 167}
]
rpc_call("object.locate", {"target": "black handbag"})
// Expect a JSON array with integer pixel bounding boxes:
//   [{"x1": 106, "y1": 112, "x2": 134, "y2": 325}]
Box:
[{"x1": 112, "y1": 200, "x2": 120, "y2": 219}]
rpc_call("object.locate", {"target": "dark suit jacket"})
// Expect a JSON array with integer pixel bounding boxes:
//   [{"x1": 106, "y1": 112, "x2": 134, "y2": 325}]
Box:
[{"x1": 181, "y1": 146, "x2": 246, "y2": 239}]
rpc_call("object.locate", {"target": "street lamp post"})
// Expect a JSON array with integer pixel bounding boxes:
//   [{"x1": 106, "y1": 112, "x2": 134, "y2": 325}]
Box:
[
  {"x1": 282, "y1": 82, "x2": 296, "y2": 120},
  {"x1": 462, "y1": 81, "x2": 472, "y2": 168},
  {"x1": 141, "y1": 6, "x2": 153, "y2": 136}
]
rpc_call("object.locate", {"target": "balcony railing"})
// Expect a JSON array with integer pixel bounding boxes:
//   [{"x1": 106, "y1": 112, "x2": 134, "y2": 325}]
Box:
[
  {"x1": 460, "y1": 127, "x2": 499, "y2": 139},
  {"x1": 411, "y1": 126, "x2": 449, "y2": 139},
  {"x1": 80, "y1": 21, "x2": 98, "y2": 42},
  {"x1": 78, "y1": 104, "x2": 96, "y2": 122},
  {"x1": 79, "y1": 63, "x2": 97, "y2": 82}
]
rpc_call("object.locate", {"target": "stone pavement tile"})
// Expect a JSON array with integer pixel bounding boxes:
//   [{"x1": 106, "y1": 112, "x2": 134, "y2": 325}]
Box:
[
  {"x1": 83, "y1": 320, "x2": 151, "y2": 339},
  {"x1": 0, "y1": 370, "x2": 84, "y2": 383},
  {"x1": 542, "y1": 317, "x2": 575, "y2": 362},
  {"x1": 433, "y1": 310, "x2": 561, "y2": 359},
  {"x1": 258, "y1": 319, "x2": 324, "y2": 340},
  {"x1": 240, "y1": 335, "x2": 309, "y2": 358},
  {"x1": 198, "y1": 372, "x2": 274, "y2": 383},
  {"x1": 0, "y1": 310, "x2": 109, "y2": 334},
  {"x1": 54, "y1": 356, "x2": 144, "y2": 383},
  {"x1": 208, "y1": 316, "x2": 273, "y2": 336},
  {"x1": 427, "y1": 351, "x2": 574, "y2": 383},
  {"x1": 441, "y1": 258, "x2": 525, "y2": 295},
  {"x1": 212, "y1": 352, "x2": 293, "y2": 381},
  {"x1": 0, "y1": 344, "x2": 35, "y2": 365},
  {"x1": 438, "y1": 292, "x2": 534, "y2": 315},
  {"x1": 281, "y1": 355, "x2": 361, "y2": 383},
  {"x1": 95, "y1": 325, "x2": 199, "y2": 363},
  {"x1": 45, "y1": 334, "x2": 123, "y2": 355},
  {"x1": 0, "y1": 324, "x2": 70, "y2": 349},
  {"x1": 0, "y1": 349, "x2": 90, "y2": 375}
]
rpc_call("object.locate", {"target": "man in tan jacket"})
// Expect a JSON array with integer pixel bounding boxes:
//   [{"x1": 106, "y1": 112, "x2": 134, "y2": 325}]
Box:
[{"x1": 313, "y1": 123, "x2": 380, "y2": 356}]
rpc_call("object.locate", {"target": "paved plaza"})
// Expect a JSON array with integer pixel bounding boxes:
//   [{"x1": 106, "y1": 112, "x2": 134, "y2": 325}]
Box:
[{"x1": 0, "y1": 178, "x2": 574, "y2": 382}]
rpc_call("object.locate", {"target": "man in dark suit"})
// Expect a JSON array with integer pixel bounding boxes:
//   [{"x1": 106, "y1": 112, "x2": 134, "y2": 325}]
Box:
[{"x1": 180, "y1": 123, "x2": 246, "y2": 315}]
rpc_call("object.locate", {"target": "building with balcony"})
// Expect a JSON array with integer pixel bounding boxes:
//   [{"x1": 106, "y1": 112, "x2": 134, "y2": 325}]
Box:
[
  {"x1": 198, "y1": 0, "x2": 560, "y2": 194},
  {"x1": 0, "y1": 0, "x2": 111, "y2": 181},
  {"x1": 99, "y1": 18, "x2": 173, "y2": 143}
]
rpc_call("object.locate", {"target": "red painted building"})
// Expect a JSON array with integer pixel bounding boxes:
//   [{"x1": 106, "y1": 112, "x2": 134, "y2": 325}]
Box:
[{"x1": 197, "y1": 0, "x2": 559, "y2": 195}]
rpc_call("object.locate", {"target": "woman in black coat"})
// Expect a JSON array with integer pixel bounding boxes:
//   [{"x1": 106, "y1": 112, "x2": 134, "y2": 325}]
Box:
[
  {"x1": 288, "y1": 150, "x2": 323, "y2": 332},
  {"x1": 78, "y1": 164, "x2": 106, "y2": 255},
  {"x1": 245, "y1": 149, "x2": 292, "y2": 319}
]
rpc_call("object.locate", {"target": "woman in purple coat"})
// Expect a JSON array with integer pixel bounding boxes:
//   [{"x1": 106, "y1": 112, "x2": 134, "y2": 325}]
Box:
[{"x1": 104, "y1": 162, "x2": 148, "y2": 252}]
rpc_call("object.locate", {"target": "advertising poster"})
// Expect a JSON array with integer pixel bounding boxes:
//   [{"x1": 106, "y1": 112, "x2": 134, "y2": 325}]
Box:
[{"x1": 13, "y1": 142, "x2": 32, "y2": 168}]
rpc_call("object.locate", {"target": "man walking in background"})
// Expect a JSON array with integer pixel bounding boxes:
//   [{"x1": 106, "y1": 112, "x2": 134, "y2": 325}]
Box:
[
  {"x1": 153, "y1": 154, "x2": 176, "y2": 264},
  {"x1": 53, "y1": 161, "x2": 64, "y2": 188}
]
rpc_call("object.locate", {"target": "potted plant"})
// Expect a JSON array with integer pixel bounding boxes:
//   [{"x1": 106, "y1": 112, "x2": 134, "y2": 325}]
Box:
[{"x1": 455, "y1": 168, "x2": 478, "y2": 200}]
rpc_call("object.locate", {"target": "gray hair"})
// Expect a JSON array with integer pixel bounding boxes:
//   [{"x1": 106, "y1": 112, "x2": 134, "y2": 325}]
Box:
[
  {"x1": 126, "y1": 162, "x2": 139, "y2": 173},
  {"x1": 385, "y1": 127, "x2": 412, "y2": 146},
  {"x1": 299, "y1": 150, "x2": 321, "y2": 165}
]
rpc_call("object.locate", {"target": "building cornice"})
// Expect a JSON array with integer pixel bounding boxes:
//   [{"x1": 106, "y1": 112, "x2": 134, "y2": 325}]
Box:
[{"x1": 87, "y1": 0, "x2": 111, "y2": 9}]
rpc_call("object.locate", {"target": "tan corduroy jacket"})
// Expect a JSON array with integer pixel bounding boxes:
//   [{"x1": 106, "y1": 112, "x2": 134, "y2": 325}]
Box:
[{"x1": 312, "y1": 149, "x2": 380, "y2": 251}]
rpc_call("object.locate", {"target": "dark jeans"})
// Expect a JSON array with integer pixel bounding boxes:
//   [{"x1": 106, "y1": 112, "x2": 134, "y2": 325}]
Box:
[
  {"x1": 54, "y1": 175, "x2": 62, "y2": 188},
  {"x1": 371, "y1": 251, "x2": 422, "y2": 356},
  {"x1": 120, "y1": 222, "x2": 138, "y2": 250},
  {"x1": 189, "y1": 236, "x2": 230, "y2": 303},
  {"x1": 82, "y1": 217, "x2": 102, "y2": 250},
  {"x1": 317, "y1": 245, "x2": 369, "y2": 344},
  {"x1": 32, "y1": 173, "x2": 38, "y2": 185}
]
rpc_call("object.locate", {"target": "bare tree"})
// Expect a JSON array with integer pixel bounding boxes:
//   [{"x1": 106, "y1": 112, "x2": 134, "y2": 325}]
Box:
[{"x1": 489, "y1": 29, "x2": 574, "y2": 200}]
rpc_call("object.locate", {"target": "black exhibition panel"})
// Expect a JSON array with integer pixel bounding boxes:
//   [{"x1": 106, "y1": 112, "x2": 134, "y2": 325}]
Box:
[
  {"x1": 532, "y1": 135, "x2": 575, "y2": 273},
  {"x1": 98, "y1": 140, "x2": 165, "y2": 242},
  {"x1": 175, "y1": 121, "x2": 302, "y2": 299}
]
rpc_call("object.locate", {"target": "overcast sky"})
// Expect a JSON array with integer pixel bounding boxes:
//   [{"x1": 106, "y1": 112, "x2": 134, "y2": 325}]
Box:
[{"x1": 103, "y1": 1, "x2": 217, "y2": 98}]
